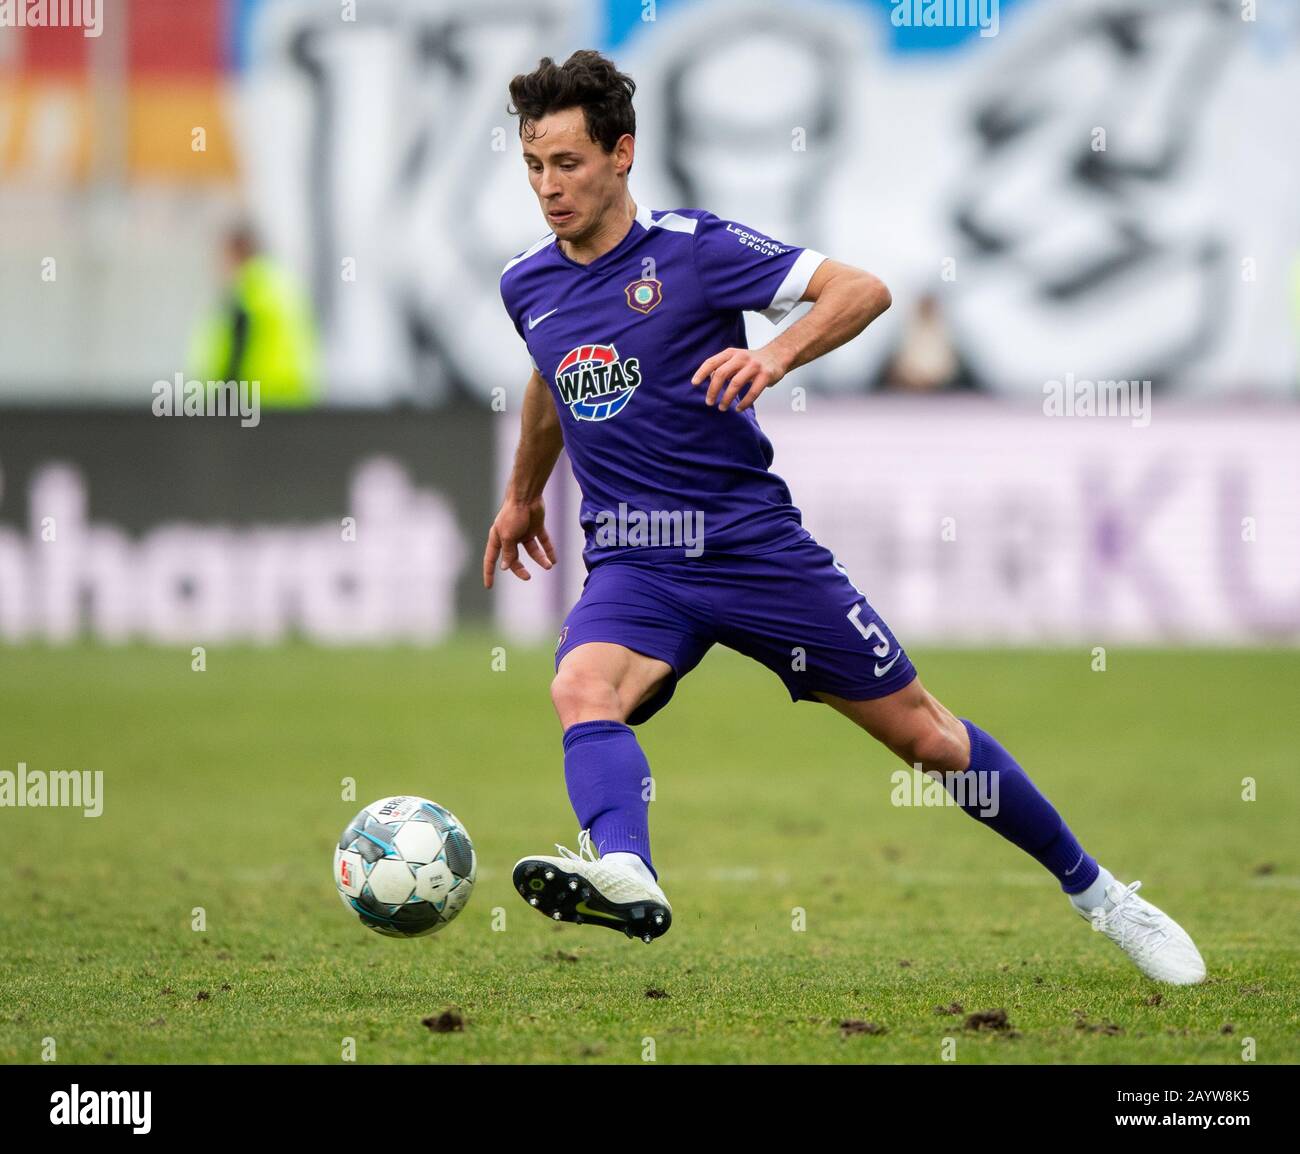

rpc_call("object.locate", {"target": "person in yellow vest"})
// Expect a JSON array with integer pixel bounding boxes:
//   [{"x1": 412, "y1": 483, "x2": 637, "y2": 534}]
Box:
[{"x1": 190, "y1": 224, "x2": 320, "y2": 407}]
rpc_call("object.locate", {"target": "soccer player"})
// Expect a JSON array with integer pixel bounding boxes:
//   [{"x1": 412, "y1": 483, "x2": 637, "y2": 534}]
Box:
[{"x1": 486, "y1": 51, "x2": 1205, "y2": 984}]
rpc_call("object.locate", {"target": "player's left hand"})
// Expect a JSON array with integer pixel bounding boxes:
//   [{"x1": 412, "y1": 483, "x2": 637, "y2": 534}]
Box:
[{"x1": 690, "y1": 346, "x2": 787, "y2": 412}]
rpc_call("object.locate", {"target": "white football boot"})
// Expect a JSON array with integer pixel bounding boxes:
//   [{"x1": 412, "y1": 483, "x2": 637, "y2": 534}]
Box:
[
  {"x1": 512, "y1": 829, "x2": 672, "y2": 943},
  {"x1": 1080, "y1": 879, "x2": 1206, "y2": 985}
]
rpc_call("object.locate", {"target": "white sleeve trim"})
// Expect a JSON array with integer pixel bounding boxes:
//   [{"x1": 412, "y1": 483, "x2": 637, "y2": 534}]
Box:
[
  {"x1": 501, "y1": 232, "x2": 557, "y2": 276},
  {"x1": 759, "y1": 249, "x2": 827, "y2": 323},
  {"x1": 648, "y1": 210, "x2": 699, "y2": 235}
]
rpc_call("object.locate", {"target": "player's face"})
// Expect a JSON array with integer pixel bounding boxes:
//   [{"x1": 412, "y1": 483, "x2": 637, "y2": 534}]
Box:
[{"x1": 521, "y1": 108, "x2": 630, "y2": 242}]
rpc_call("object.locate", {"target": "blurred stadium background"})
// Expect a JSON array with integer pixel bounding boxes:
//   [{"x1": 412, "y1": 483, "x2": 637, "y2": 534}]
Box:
[
  {"x1": 2, "y1": 0, "x2": 1299, "y2": 1067},
  {"x1": 1, "y1": 0, "x2": 1298, "y2": 648}
]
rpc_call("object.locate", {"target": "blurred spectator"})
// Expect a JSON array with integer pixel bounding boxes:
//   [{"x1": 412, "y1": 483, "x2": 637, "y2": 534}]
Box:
[
  {"x1": 876, "y1": 293, "x2": 977, "y2": 393},
  {"x1": 189, "y1": 224, "x2": 320, "y2": 407}
]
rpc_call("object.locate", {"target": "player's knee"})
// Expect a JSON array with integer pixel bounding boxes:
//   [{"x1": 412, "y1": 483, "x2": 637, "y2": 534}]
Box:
[{"x1": 550, "y1": 667, "x2": 624, "y2": 728}]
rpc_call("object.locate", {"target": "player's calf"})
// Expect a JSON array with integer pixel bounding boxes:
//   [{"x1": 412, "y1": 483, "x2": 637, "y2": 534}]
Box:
[
  {"x1": 897, "y1": 718, "x2": 970, "y2": 778},
  {"x1": 819, "y1": 682, "x2": 970, "y2": 774}
]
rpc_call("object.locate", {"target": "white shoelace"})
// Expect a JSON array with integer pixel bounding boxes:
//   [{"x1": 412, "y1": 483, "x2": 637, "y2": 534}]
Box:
[
  {"x1": 1092, "y1": 881, "x2": 1169, "y2": 954},
  {"x1": 555, "y1": 827, "x2": 599, "y2": 864}
]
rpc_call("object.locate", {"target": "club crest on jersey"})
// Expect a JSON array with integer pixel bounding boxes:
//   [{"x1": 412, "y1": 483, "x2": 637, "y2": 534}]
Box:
[
  {"x1": 624, "y1": 277, "x2": 663, "y2": 315},
  {"x1": 555, "y1": 343, "x2": 642, "y2": 421}
]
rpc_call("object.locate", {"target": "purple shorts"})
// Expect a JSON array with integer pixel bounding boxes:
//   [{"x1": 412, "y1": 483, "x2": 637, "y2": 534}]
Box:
[{"x1": 553, "y1": 532, "x2": 918, "y2": 725}]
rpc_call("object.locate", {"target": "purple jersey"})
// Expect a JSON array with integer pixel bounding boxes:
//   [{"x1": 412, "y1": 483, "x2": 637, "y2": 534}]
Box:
[{"x1": 500, "y1": 204, "x2": 827, "y2": 568}]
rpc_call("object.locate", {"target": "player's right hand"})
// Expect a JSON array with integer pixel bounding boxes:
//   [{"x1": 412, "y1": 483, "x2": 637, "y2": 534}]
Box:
[{"x1": 484, "y1": 497, "x2": 557, "y2": 588}]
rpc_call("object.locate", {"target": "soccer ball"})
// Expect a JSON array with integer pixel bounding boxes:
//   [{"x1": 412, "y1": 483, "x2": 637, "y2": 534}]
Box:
[{"x1": 334, "y1": 795, "x2": 476, "y2": 938}]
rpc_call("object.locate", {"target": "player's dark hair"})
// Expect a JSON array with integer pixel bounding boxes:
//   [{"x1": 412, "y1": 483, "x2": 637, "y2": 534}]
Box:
[{"x1": 508, "y1": 50, "x2": 636, "y2": 166}]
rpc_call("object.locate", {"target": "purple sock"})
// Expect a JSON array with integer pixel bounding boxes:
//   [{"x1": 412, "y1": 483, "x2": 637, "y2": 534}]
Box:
[
  {"x1": 562, "y1": 720, "x2": 657, "y2": 881},
  {"x1": 946, "y1": 719, "x2": 1099, "y2": 895}
]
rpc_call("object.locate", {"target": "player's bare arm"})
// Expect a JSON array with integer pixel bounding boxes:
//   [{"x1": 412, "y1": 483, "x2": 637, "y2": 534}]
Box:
[
  {"x1": 690, "y1": 258, "x2": 892, "y2": 412},
  {"x1": 483, "y1": 367, "x2": 562, "y2": 588}
]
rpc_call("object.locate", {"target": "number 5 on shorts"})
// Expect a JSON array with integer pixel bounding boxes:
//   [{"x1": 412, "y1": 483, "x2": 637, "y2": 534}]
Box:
[{"x1": 848, "y1": 603, "x2": 900, "y2": 677}]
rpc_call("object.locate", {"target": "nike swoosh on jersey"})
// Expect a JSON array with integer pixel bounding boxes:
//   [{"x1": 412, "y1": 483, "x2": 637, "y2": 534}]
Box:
[
  {"x1": 874, "y1": 652, "x2": 901, "y2": 677},
  {"x1": 528, "y1": 308, "x2": 559, "y2": 329}
]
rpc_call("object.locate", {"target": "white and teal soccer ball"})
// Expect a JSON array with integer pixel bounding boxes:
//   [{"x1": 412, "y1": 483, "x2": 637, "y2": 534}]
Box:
[{"x1": 334, "y1": 795, "x2": 476, "y2": 938}]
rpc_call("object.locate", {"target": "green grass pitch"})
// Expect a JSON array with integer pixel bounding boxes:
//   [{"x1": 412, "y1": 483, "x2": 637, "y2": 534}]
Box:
[{"x1": 2, "y1": 640, "x2": 1296, "y2": 1064}]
